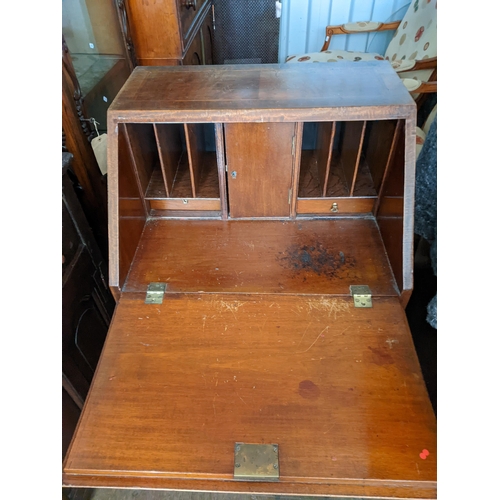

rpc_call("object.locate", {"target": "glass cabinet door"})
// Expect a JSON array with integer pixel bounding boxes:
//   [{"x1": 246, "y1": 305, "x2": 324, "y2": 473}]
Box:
[{"x1": 62, "y1": 0, "x2": 133, "y2": 133}]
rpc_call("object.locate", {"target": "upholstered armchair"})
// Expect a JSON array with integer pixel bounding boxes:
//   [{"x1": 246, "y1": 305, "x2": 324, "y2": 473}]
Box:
[{"x1": 285, "y1": 0, "x2": 437, "y2": 98}]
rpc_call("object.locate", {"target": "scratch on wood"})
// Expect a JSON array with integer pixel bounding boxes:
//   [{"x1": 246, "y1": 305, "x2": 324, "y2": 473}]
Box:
[
  {"x1": 258, "y1": 317, "x2": 268, "y2": 333},
  {"x1": 213, "y1": 393, "x2": 218, "y2": 417},
  {"x1": 139, "y1": 342, "x2": 152, "y2": 346},
  {"x1": 213, "y1": 299, "x2": 245, "y2": 319},
  {"x1": 298, "y1": 326, "x2": 348, "y2": 354},
  {"x1": 298, "y1": 326, "x2": 329, "y2": 353},
  {"x1": 296, "y1": 322, "x2": 311, "y2": 348},
  {"x1": 306, "y1": 297, "x2": 350, "y2": 319},
  {"x1": 236, "y1": 389, "x2": 247, "y2": 405}
]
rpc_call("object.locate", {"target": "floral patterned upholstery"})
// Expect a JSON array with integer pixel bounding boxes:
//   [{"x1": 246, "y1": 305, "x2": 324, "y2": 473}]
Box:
[{"x1": 286, "y1": 0, "x2": 436, "y2": 89}]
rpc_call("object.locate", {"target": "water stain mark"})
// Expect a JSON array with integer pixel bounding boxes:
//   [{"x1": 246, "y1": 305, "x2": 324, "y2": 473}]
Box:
[
  {"x1": 368, "y1": 346, "x2": 395, "y2": 366},
  {"x1": 277, "y1": 244, "x2": 355, "y2": 278},
  {"x1": 298, "y1": 380, "x2": 321, "y2": 400}
]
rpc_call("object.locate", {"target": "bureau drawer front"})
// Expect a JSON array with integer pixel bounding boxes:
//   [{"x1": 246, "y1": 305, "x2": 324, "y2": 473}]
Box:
[
  {"x1": 297, "y1": 197, "x2": 376, "y2": 215},
  {"x1": 178, "y1": 0, "x2": 209, "y2": 48}
]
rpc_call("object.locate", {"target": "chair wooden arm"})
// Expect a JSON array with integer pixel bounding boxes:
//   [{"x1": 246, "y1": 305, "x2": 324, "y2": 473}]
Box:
[
  {"x1": 398, "y1": 56, "x2": 437, "y2": 72},
  {"x1": 321, "y1": 21, "x2": 401, "y2": 51},
  {"x1": 414, "y1": 81, "x2": 437, "y2": 93}
]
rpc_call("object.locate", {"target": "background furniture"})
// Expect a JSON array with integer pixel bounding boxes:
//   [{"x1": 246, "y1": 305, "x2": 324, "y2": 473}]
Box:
[
  {"x1": 285, "y1": 0, "x2": 436, "y2": 101},
  {"x1": 62, "y1": 154, "x2": 115, "y2": 457},
  {"x1": 125, "y1": 0, "x2": 214, "y2": 66},
  {"x1": 63, "y1": 62, "x2": 436, "y2": 499}
]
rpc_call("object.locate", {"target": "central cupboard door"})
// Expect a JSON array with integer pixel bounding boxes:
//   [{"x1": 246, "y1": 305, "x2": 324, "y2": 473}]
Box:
[{"x1": 224, "y1": 123, "x2": 296, "y2": 218}]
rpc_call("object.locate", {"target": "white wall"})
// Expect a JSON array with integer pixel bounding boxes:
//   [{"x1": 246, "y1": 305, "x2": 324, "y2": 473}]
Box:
[{"x1": 278, "y1": 0, "x2": 410, "y2": 62}]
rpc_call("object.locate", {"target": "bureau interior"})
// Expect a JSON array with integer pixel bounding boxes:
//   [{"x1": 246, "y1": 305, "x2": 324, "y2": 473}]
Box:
[
  {"x1": 118, "y1": 118, "x2": 405, "y2": 219},
  {"x1": 115, "y1": 118, "x2": 408, "y2": 296},
  {"x1": 118, "y1": 122, "x2": 222, "y2": 216}
]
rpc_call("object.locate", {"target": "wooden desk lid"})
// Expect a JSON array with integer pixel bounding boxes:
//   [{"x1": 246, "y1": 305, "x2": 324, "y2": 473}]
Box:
[
  {"x1": 63, "y1": 291, "x2": 436, "y2": 498},
  {"x1": 109, "y1": 62, "x2": 415, "y2": 121}
]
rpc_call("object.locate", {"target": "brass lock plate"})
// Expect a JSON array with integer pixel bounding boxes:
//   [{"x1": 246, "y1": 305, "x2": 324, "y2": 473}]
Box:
[{"x1": 233, "y1": 443, "x2": 279, "y2": 481}]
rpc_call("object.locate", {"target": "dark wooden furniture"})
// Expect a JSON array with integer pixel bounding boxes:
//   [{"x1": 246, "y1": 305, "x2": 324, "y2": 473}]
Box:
[
  {"x1": 126, "y1": 0, "x2": 213, "y2": 66},
  {"x1": 62, "y1": 155, "x2": 115, "y2": 447},
  {"x1": 63, "y1": 62, "x2": 436, "y2": 499}
]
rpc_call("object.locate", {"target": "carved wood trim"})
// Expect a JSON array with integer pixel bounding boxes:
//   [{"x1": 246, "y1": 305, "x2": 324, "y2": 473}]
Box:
[
  {"x1": 62, "y1": 36, "x2": 96, "y2": 142},
  {"x1": 115, "y1": 0, "x2": 138, "y2": 70}
]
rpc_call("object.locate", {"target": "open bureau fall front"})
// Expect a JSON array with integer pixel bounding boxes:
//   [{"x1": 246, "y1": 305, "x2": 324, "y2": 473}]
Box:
[{"x1": 63, "y1": 62, "x2": 437, "y2": 499}]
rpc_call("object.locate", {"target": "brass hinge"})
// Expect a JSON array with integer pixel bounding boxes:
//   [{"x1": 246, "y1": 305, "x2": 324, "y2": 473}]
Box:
[
  {"x1": 145, "y1": 282, "x2": 167, "y2": 304},
  {"x1": 234, "y1": 443, "x2": 279, "y2": 481},
  {"x1": 350, "y1": 285, "x2": 372, "y2": 308}
]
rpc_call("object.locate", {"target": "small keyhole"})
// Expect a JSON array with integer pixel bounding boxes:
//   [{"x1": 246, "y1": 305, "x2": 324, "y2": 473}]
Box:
[{"x1": 231, "y1": 171, "x2": 237, "y2": 179}]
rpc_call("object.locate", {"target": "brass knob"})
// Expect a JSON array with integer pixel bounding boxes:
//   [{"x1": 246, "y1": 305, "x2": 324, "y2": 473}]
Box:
[{"x1": 330, "y1": 202, "x2": 339, "y2": 213}]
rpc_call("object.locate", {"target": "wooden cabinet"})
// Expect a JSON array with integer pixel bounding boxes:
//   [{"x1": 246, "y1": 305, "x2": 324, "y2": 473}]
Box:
[
  {"x1": 126, "y1": 0, "x2": 213, "y2": 65},
  {"x1": 63, "y1": 62, "x2": 436, "y2": 499},
  {"x1": 62, "y1": 156, "x2": 115, "y2": 415}
]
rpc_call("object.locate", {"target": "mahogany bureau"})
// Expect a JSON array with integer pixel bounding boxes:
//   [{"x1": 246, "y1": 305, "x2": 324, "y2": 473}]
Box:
[{"x1": 63, "y1": 62, "x2": 437, "y2": 499}]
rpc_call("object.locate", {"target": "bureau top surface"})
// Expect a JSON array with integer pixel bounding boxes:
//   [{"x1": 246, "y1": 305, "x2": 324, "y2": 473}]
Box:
[{"x1": 109, "y1": 62, "x2": 415, "y2": 121}]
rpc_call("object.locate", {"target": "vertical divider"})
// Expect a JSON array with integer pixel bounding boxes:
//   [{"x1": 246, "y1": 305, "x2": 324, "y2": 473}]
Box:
[
  {"x1": 290, "y1": 122, "x2": 304, "y2": 218},
  {"x1": 184, "y1": 123, "x2": 204, "y2": 198},
  {"x1": 374, "y1": 120, "x2": 404, "y2": 216},
  {"x1": 214, "y1": 123, "x2": 228, "y2": 219},
  {"x1": 349, "y1": 120, "x2": 367, "y2": 196},
  {"x1": 123, "y1": 124, "x2": 150, "y2": 215},
  {"x1": 153, "y1": 123, "x2": 182, "y2": 198},
  {"x1": 339, "y1": 120, "x2": 367, "y2": 196},
  {"x1": 315, "y1": 122, "x2": 336, "y2": 197}
]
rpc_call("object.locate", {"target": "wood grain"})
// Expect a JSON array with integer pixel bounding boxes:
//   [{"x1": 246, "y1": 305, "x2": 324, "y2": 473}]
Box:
[
  {"x1": 339, "y1": 121, "x2": 367, "y2": 196},
  {"x1": 316, "y1": 122, "x2": 336, "y2": 196},
  {"x1": 115, "y1": 124, "x2": 147, "y2": 293},
  {"x1": 364, "y1": 120, "x2": 399, "y2": 193},
  {"x1": 184, "y1": 124, "x2": 204, "y2": 195},
  {"x1": 149, "y1": 198, "x2": 221, "y2": 211},
  {"x1": 297, "y1": 197, "x2": 375, "y2": 214},
  {"x1": 376, "y1": 116, "x2": 414, "y2": 297},
  {"x1": 225, "y1": 122, "x2": 295, "y2": 218},
  {"x1": 108, "y1": 63, "x2": 415, "y2": 122},
  {"x1": 124, "y1": 124, "x2": 158, "y2": 196},
  {"x1": 63, "y1": 294, "x2": 436, "y2": 498},
  {"x1": 123, "y1": 219, "x2": 397, "y2": 296},
  {"x1": 153, "y1": 123, "x2": 183, "y2": 196},
  {"x1": 126, "y1": 0, "x2": 182, "y2": 61},
  {"x1": 214, "y1": 123, "x2": 228, "y2": 218}
]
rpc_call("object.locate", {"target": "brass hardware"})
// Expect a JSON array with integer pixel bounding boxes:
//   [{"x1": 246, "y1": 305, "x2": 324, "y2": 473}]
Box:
[
  {"x1": 331, "y1": 202, "x2": 339, "y2": 213},
  {"x1": 182, "y1": 199, "x2": 188, "y2": 204},
  {"x1": 145, "y1": 282, "x2": 167, "y2": 304},
  {"x1": 233, "y1": 443, "x2": 279, "y2": 481},
  {"x1": 231, "y1": 171, "x2": 237, "y2": 179},
  {"x1": 350, "y1": 285, "x2": 372, "y2": 308}
]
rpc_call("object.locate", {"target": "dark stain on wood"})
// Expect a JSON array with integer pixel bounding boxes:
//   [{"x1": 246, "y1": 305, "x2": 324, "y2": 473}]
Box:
[
  {"x1": 298, "y1": 380, "x2": 321, "y2": 400},
  {"x1": 368, "y1": 346, "x2": 395, "y2": 366},
  {"x1": 278, "y1": 244, "x2": 355, "y2": 278}
]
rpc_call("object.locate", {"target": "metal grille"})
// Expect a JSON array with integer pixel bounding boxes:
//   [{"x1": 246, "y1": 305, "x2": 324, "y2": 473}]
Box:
[{"x1": 213, "y1": 0, "x2": 280, "y2": 65}]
